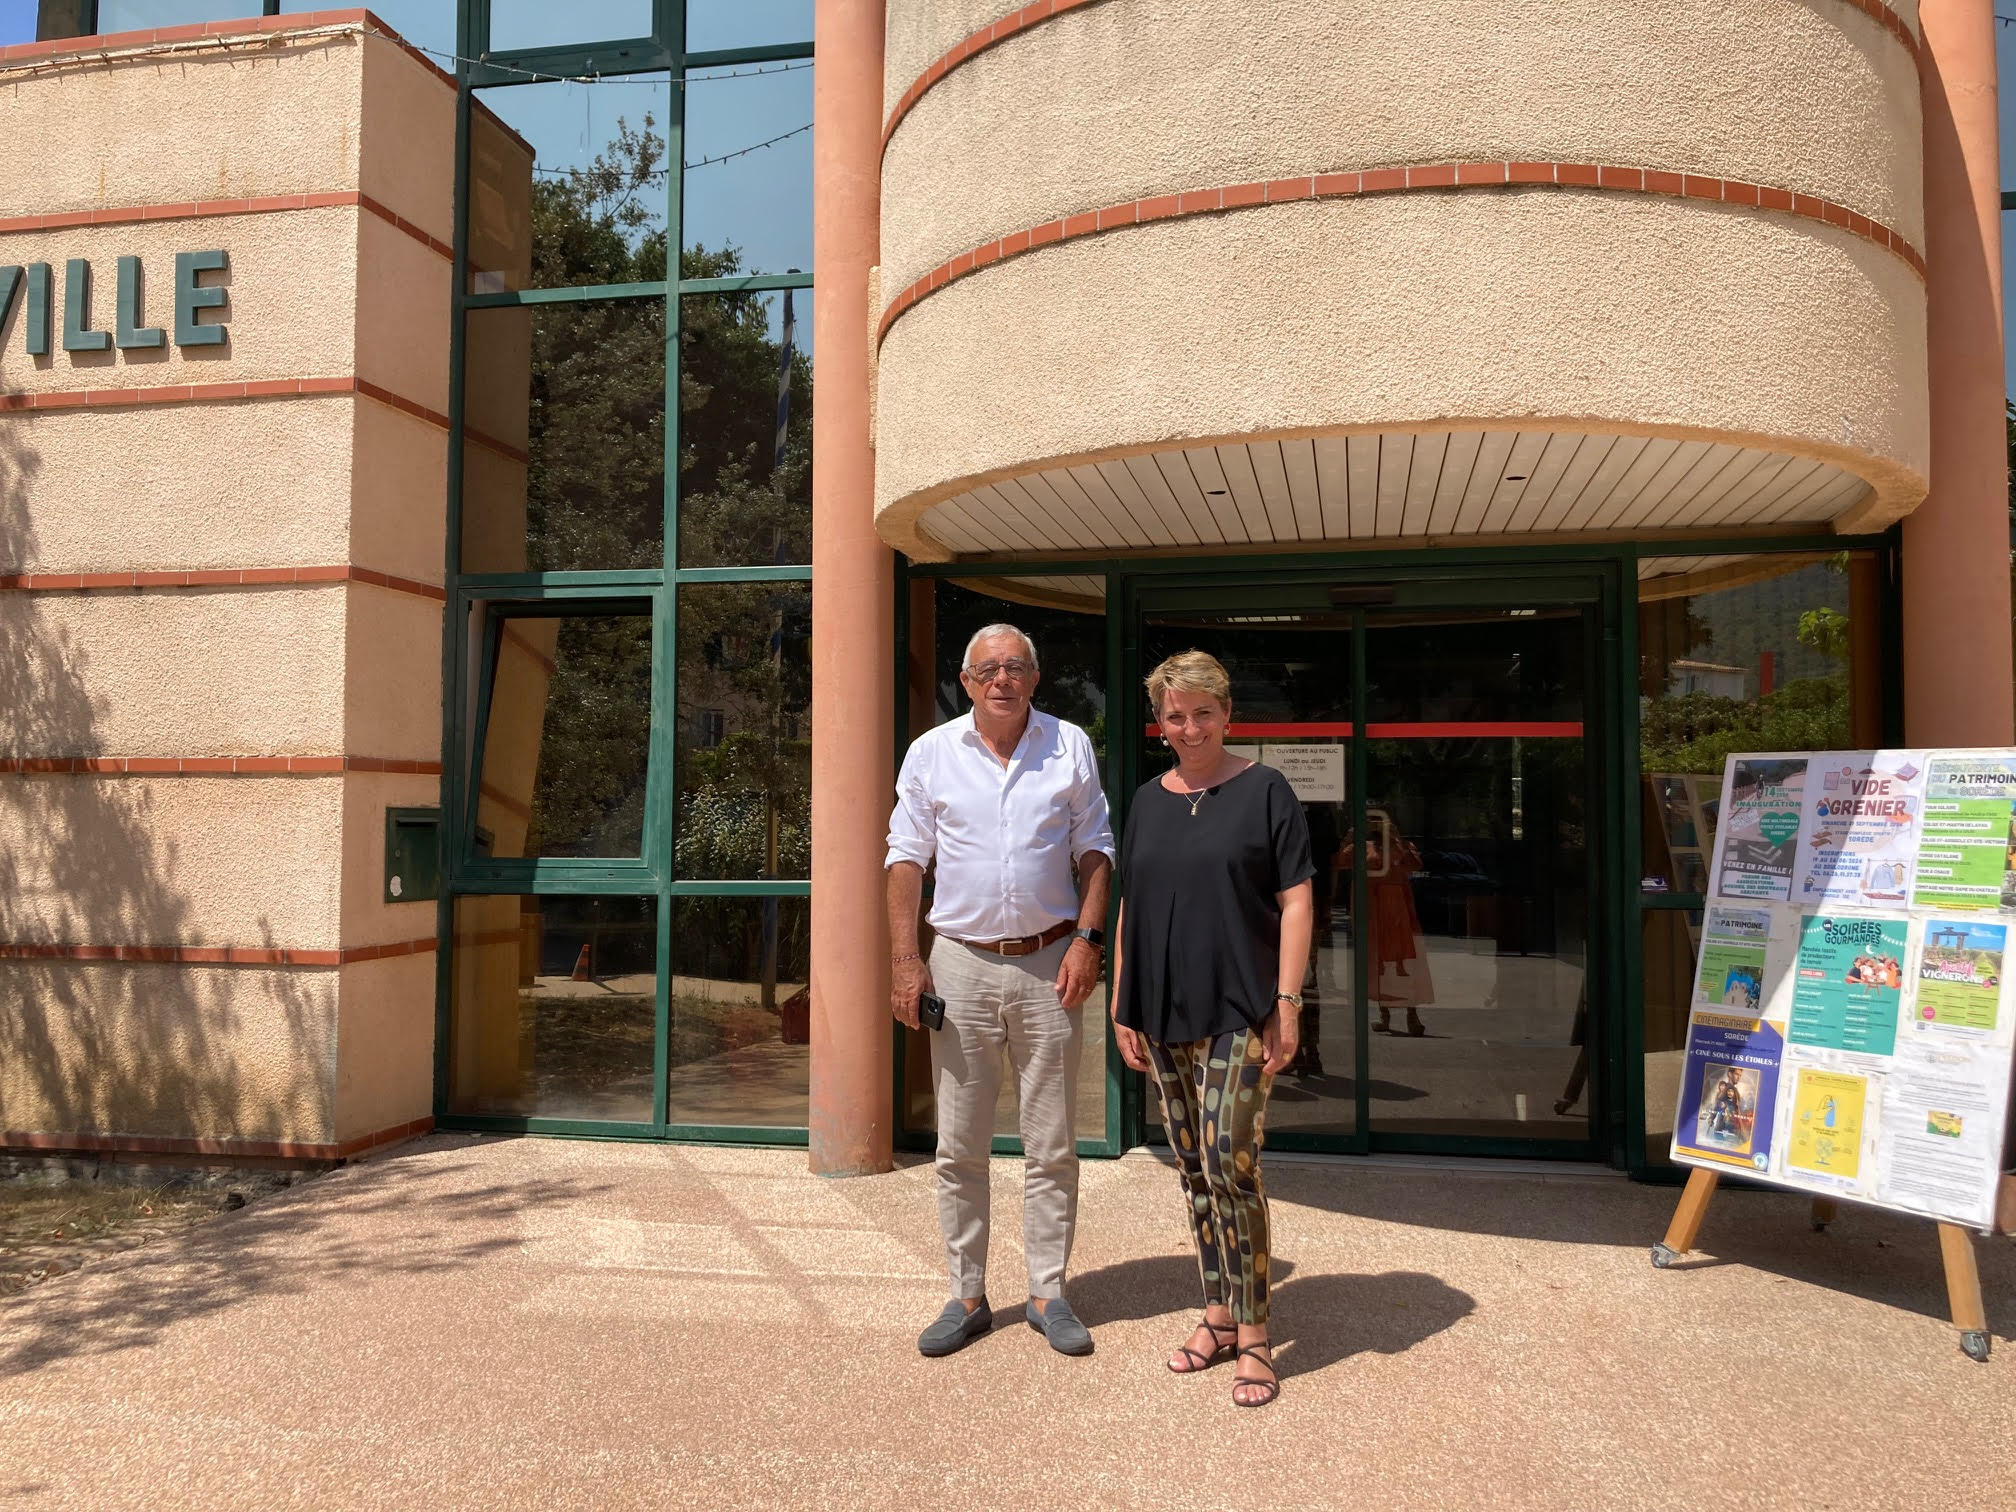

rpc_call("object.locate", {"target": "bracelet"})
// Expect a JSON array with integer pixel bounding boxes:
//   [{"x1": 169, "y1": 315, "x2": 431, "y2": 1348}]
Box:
[{"x1": 892, "y1": 952, "x2": 921, "y2": 964}]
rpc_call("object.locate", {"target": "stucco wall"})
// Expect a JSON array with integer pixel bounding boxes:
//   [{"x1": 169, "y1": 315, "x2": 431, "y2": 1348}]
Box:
[
  {"x1": 0, "y1": 20, "x2": 453, "y2": 1151},
  {"x1": 0, "y1": 775, "x2": 346, "y2": 950},
  {"x1": 881, "y1": 0, "x2": 1925, "y2": 301},
  {"x1": 0, "y1": 399, "x2": 355, "y2": 571},
  {"x1": 0, "y1": 32, "x2": 365, "y2": 220},
  {"x1": 876, "y1": 190, "x2": 1930, "y2": 549},
  {"x1": 0, "y1": 962, "x2": 339, "y2": 1144}
]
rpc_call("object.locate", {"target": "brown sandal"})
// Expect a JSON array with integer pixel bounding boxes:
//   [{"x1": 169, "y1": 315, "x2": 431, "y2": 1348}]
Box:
[
  {"x1": 1232, "y1": 1343, "x2": 1280, "y2": 1407},
  {"x1": 1166, "y1": 1318, "x2": 1237, "y2": 1374}
]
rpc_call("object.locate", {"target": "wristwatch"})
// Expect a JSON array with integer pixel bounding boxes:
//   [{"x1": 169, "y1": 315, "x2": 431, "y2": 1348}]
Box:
[
  {"x1": 1275, "y1": 990, "x2": 1304, "y2": 1009},
  {"x1": 1072, "y1": 927, "x2": 1104, "y2": 949}
]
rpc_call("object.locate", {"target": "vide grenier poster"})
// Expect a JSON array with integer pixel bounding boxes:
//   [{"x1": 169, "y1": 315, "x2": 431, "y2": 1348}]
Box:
[{"x1": 1672, "y1": 750, "x2": 2016, "y2": 1232}]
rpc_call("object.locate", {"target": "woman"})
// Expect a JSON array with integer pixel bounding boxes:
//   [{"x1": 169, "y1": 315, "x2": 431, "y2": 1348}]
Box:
[{"x1": 1111, "y1": 651, "x2": 1314, "y2": 1408}]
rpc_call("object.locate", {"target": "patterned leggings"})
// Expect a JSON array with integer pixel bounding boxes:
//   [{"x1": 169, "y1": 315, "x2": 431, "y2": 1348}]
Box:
[{"x1": 1148, "y1": 1029, "x2": 1274, "y2": 1325}]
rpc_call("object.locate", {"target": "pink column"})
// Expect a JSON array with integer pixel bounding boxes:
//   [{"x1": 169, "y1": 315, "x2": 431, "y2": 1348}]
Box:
[
  {"x1": 808, "y1": 0, "x2": 894, "y2": 1175},
  {"x1": 1905, "y1": 1, "x2": 2012, "y2": 745}
]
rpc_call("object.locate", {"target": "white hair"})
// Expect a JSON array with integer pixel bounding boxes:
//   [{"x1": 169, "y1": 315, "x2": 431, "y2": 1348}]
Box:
[{"x1": 962, "y1": 623, "x2": 1039, "y2": 672}]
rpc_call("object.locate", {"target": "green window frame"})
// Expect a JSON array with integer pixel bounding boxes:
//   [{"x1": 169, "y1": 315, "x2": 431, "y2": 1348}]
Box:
[{"x1": 435, "y1": 1, "x2": 814, "y2": 1144}]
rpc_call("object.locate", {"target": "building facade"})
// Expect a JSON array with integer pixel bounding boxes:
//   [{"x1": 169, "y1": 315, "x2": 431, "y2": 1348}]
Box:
[{"x1": 1, "y1": 1, "x2": 2009, "y2": 1181}]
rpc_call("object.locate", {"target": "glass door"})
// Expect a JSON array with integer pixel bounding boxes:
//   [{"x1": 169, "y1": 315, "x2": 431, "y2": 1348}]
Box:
[{"x1": 1130, "y1": 571, "x2": 1609, "y2": 1159}]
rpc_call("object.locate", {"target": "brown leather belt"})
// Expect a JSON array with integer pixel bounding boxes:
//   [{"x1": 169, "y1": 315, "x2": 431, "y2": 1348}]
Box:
[{"x1": 954, "y1": 919, "x2": 1076, "y2": 957}]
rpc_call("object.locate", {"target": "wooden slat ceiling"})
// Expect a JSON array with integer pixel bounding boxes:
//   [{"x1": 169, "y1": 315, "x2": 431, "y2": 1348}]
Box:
[{"x1": 917, "y1": 430, "x2": 1872, "y2": 557}]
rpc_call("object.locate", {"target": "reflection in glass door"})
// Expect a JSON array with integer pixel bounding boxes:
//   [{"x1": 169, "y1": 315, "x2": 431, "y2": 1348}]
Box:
[
  {"x1": 1134, "y1": 582, "x2": 1603, "y2": 1157},
  {"x1": 1361, "y1": 609, "x2": 1591, "y2": 1146}
]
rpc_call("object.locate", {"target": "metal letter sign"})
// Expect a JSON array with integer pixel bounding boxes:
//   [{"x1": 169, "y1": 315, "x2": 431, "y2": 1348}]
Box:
[{"x1": 0, "y1": 252, "x2": 227, "y2": 356}]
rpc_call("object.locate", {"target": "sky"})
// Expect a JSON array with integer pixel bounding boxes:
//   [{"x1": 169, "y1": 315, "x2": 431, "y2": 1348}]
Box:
[{"x1": 0, "y1": 3, "x2": 2011, "y2": 389}]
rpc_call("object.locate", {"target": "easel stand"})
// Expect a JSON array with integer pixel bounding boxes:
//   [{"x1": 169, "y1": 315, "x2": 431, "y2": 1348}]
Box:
[{"x1": 1651, "y1": 1168, "x2": 1994, "y2": 1362}]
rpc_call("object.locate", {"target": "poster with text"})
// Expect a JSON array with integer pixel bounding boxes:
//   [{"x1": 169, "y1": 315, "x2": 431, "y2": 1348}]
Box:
[
  {"x1": 1913, "y1": 918, "x2": 2007, "y2": 1036},
  {"x1": 1783, "y1": 1065, "x2": 1871, "y2": 1192},
  {"x1": 1911, "y1": 754, "x2": 2016, "y2": 912},
  {"x1": 1795, "y1": 752, "x2": 1924, "y2": 908},
  {"x1": 1874, "y1": 1037, "x2": 2007, "y2": 1227},
  {"x1": 1692, "y1": 906, "x2": 1774, "y2": 1013},
  {"x1": 1671, "y1": 1012, "x2": 1784, "y2": 1172},
  {"x1": 1713, "y1": 757, "x2": 1808, "y2": 901},
  {"x1": 1789, "y1": 913, "x2": 1908, "y2": 1058}
]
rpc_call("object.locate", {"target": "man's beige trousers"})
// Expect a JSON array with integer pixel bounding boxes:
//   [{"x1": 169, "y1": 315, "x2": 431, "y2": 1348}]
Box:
[{"x1": 928, "y1": 935, "x2": 1082, "y2": 1300}]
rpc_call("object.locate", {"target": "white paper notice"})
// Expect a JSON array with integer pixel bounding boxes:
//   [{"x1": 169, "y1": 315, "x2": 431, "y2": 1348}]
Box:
[
  {"x1": 1875, "y1": 1037, "x2": 2004, "y2": 1227},
  {"x1": 1258, "y1": 743, "x2": 1345, "y2": 803}
]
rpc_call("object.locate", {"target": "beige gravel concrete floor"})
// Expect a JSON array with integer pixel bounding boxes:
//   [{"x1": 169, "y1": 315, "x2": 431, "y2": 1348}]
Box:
[{"x1": 3, "y1": 1134, "x2": 2013, "y2": 1511}]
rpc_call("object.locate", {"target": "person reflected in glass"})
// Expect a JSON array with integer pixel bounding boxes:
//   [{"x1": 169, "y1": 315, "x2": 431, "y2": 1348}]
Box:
[
  {"x1": 1342, "y1": 809, "x2": 1434, "y2": 1036},
  {"x1": 1287, "y1": 801, "x2": 1341, "y2": 1079},
  {"x1": 1111, "y1": 651, "x2": 1314, "y2": 1408}
]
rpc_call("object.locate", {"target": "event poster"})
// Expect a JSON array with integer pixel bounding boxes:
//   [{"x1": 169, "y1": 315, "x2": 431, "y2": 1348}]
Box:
[
  {"x1": 1672, "y1": 1012, "x2": 1783, "y2": 1171},
  {"x1": 1713, "y1": 758, "x2": 1807, "y2": 901},
  {"x1": 1911, "y1": 754, "x2": 2016, "y2": 912},
  {"x1": 1914, "y1": 919, "x2": 2006, "y2": 1035},
  {"x1": 1789, "y1": 914, "x2": 1908, "y2": 1058},
  {"x1": 1693, "y1": 906, "x2": 1772, "y2": 1012},
  {"x1": 1785, "y1": 1066, "x2": 1869, "y2": 1187},
  {"x1": 1795, "y1": 752, "x2": 1924, "y2": 907}
]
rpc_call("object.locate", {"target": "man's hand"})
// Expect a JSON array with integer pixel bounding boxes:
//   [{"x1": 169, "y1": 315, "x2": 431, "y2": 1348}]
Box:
[
  {"x1": 1053, "y1": 938, "x2": 1101, "y2": 1009},
  {"x1": 1260, "y1": 1003, "x2": 1300, "y2": 1076},
  {"x1": 1113, "y1": 1021, "x2": 1152, "y2": 1073},
  {"x1": 891, "y1": 955, "x2": 933, "y2": 1029}
]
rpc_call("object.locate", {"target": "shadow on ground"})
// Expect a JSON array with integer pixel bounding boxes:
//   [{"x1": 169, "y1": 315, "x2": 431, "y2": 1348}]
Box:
[
  {"x1": 1258, "y1": 1159, "x2": 2016, "y2": 1335},
  {"x1": 0, "y1": 1142, "x2": 611, "y2": 1376},
  {"x1": 1070, "y1": 1251, "x2": 1475, "y2": 1380}
]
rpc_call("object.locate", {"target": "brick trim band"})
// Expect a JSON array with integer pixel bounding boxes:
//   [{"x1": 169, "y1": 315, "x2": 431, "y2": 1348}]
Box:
[
  {"x1": 0, "y1": 376, "x2": 529, "y2": 467},
  {"x1": 0, "y1": 1116, "x2": 436, "y2": 1164},
  {"x1": 878, "y1": 160, "x2": 1927, "y2": 344},
  {"x1": 883, "y1": 0, "x2": 1104, "y2": 151},
  {"x1": 0, "y1": 190, "x2": 451, "y2": 262},
  {"x1": 0, "y1": 937, "x2": 439, "y2": 967},
  {"x1": 0, "y1": 564, "x2": 446, "y2": 601},
  {"x1": 883, "y1": 0, "x2": 1919, "y2": 158},
  {"x1": 0, "y1": 755, "x2": 442, "y2": 775}
]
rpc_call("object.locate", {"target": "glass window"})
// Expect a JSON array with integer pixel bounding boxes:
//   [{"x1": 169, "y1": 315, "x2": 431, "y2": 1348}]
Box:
[
  {"x1": 1637, "y1": 551, "x2": 1885, "y2": 895},
  {"x1": 666, "y1": 896, "x2": 808, "y2": 1126},
  {"x1": 683, "y1": 61, "x2": 812, "y2": 277},
  {"x1": 685, "y1": 1, "x2": 813, "y2": 54},
  {"x1": 448, "y1": 893, "x2": 657, "y2": 1121},
  {"x1": 490, "y1": 0, "x2": 656, "y2": 51},
  {"x1": 677, "y1": 288, "x2": 810, "y2": 567},
  {"x1": 1640, "y1": 907, "x2": 1700, "y2": 1167},
  {"x1": 899, "y1": 578, "x2": 1112, "y2": 1145},
  {"x1": 97, "y1": 1, "x2": 261, "y2": 29},
  {"x1": 674, "y1": 582, "x2": 809, "y2": 879},
  {"x1": 468, "y1": 75, "x2": 673, "y2": 294},
  {"x1": 462, "y1": 299, "x2": 667, "y2": 574},
  {"x1": 475, "y1": 610, "x2": 653, "y2": 859}
]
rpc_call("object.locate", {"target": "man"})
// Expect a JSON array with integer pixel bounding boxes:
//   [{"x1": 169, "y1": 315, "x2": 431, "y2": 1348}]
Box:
[{"x1": 886, "y1": 624, "x2": 1114, "y2": 1358}]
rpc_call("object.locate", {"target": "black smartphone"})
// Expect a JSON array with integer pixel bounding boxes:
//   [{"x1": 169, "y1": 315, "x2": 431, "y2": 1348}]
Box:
[{"x1": 917, "y1": 992, "x2": 947, "y2": 1031}]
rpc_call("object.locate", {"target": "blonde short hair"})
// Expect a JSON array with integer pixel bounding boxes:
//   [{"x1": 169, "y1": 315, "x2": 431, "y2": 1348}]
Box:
[{"x1": 1145, "y1": 649, "x2": 1231, "y2": 715}]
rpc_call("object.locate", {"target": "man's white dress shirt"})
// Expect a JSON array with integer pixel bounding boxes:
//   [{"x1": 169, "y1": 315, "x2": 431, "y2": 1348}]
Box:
[{"x1": 885, "y1": 709, "x2": 1115, "y2": 942}]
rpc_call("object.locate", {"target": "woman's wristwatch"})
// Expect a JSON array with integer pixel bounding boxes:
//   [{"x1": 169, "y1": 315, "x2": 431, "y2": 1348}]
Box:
[{"x1": 1274, "y1": 990, "x2": 1303, "y2": 1009}]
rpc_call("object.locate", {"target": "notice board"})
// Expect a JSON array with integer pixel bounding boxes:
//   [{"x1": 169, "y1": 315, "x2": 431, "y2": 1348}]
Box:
[{"x1": 1672, "y1": 750, "x2": 2016, "y2": 1231}]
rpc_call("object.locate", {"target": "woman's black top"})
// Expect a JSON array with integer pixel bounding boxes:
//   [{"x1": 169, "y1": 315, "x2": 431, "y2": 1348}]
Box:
[{"x1": 1115, "y1": 762, "x2": 1315, "y2": 1043}]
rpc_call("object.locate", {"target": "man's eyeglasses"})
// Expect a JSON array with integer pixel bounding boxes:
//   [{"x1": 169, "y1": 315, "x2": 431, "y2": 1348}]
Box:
[{"x1": 964, "y1": 659, "x2": 1035, "y2": 684}]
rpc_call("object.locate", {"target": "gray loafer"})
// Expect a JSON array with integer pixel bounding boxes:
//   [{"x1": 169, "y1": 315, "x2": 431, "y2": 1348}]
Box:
[
  {"x1": 918, "y1": 1299, "x2": 992, "y2": 1357},
  {"x1": 1026, "y1": 1297, "x2": 1093, "y2": 1356}
]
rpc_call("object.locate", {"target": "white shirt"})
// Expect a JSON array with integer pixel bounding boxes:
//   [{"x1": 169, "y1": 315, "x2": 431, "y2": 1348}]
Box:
[{"x1": 885, "y1": 709, "x2": 1115, "y2": 941}]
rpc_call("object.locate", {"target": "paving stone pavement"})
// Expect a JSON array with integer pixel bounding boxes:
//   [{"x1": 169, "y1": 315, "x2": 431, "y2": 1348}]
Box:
[{"x1": 2, "y1": 1134, "x2": 2012, "y2": 1510}]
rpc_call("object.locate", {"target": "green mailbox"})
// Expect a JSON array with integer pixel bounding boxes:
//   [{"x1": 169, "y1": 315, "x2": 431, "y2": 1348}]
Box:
[{"x1": 384, "y1": 807, "x2": 442, "y2": 904}]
